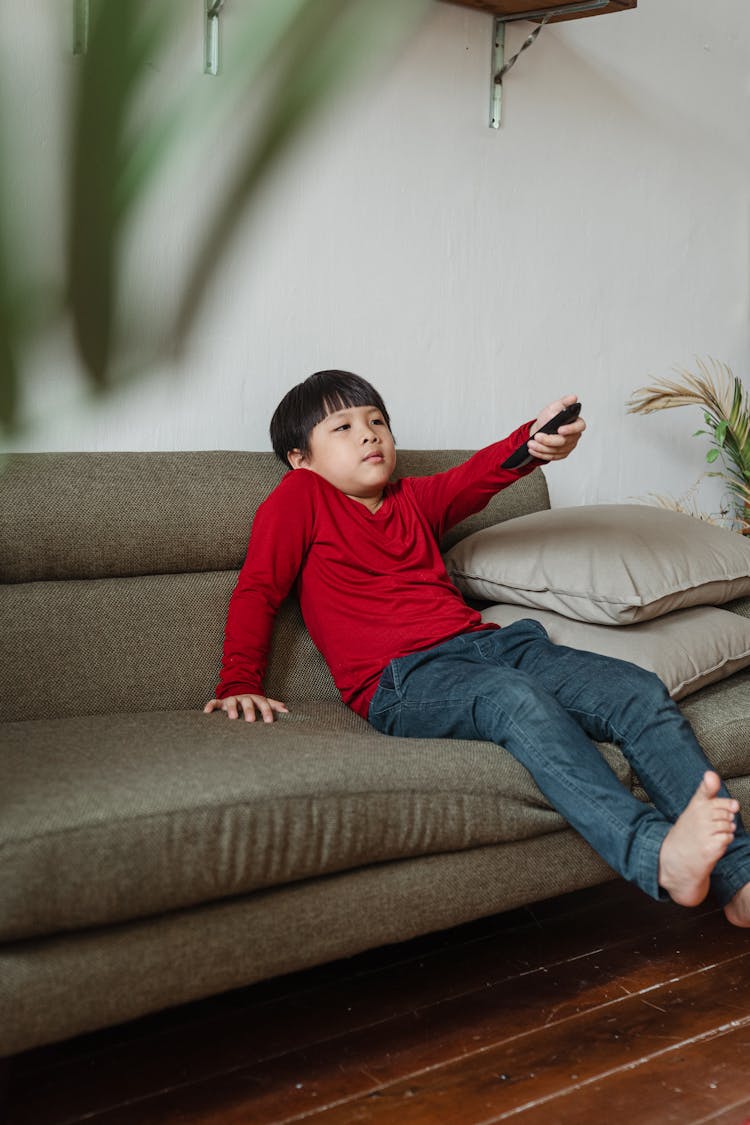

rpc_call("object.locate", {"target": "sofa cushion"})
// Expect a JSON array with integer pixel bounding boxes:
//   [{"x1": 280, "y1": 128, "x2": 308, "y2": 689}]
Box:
[
  {"x1": 480, "y1": 604, "x2": 750, "y2": 700},
  {"x1": 0, "y1": 451, "x2": 550, "y2": 583},
  {"x1": 445, "y1": 505, "x2": 750, "y2": 625},
  {"x1": 1, "y1": 831, "x2": 616, "y2": 1058},
  {"x1": 672, "y1": 669, "x2": 750, "y2": 776},
  {"x1": 0, "y1": 707, "x2": 629, "y2": 942},
  {"x1": 0, "y1": 573, "x2": 345, "y2": 723}
]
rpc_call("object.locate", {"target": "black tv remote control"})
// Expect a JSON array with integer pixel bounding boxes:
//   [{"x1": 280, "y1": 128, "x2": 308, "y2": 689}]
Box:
[{"x1": 501, "y1": 401, "x2": 582, "y2": 470}]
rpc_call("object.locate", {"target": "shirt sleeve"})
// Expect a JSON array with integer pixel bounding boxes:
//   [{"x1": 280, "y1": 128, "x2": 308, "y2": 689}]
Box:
[
  {"x1": 406, "y1": 420, "x2": 538, "y2": 541},
  {"x1": 216, "y1": 472, "x2": 315, "y2": 699}
]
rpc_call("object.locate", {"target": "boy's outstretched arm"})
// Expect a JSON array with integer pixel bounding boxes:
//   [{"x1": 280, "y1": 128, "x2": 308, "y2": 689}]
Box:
[
  {"x1": 527, "y1": 394, "x2": 586, "y2": 463},
  {"x1": 204, "y1": 694, "x2": 288, "y2": 723}
]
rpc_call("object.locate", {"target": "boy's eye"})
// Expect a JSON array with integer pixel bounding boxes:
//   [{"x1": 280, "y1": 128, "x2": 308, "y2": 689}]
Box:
[{"x1": 333, "y1": 423, "x2": 350, "y2": 432}]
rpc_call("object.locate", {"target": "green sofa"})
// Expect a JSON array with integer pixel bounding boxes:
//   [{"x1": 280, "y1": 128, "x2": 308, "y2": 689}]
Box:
[{"x1": 2, "y1": 450, "x2": 750, "y2": 1058}]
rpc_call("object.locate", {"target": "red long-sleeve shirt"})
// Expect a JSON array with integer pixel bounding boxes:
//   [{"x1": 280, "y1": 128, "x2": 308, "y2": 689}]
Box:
[{"x1": 217, "y1": 423, "x2": 536, "y2": 719}]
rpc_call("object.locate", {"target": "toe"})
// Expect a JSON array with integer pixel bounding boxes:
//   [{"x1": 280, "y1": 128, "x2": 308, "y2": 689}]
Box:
[{"x1": 701, "y1": 770, "x2": 722, "y2": 798}]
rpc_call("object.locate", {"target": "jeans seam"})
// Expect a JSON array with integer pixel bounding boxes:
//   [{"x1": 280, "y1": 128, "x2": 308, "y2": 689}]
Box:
[
  {"x1": 392, "y1": 693, "x2": 641, "y2": 845},
  {"x1": 478, "y1": 696, "x2": 656, "y2": 850},
  {"x1": 564, "y1": 703, "x2": 686, "y2": 829},
  {"x1": 712, "y1": 857, "x2": 750, "y2": 905}
]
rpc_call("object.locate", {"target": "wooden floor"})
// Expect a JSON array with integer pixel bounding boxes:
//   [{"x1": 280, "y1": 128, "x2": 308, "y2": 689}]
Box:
[{"x1": 6, "y1": 880, "x2": 750, "y2": 1125}]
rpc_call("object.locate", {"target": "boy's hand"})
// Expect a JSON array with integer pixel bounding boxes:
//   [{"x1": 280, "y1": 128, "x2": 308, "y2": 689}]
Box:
[
  {"x1": 203, "y1": 694, "x2": 289, "y2": 723},
  {"x1": 528, "y1": 394, "x2": 586, "y2": 462}
]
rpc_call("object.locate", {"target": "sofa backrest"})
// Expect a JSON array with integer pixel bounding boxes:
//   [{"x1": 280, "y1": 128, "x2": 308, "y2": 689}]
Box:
[{"x1": 0, "y1": 451, "x2": 550, "y2": 721}]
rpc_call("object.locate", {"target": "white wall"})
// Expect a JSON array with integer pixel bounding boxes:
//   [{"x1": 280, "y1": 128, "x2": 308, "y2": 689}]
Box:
[{"x1": 5, "y1": 0, "x2": 750, "y2": 512}]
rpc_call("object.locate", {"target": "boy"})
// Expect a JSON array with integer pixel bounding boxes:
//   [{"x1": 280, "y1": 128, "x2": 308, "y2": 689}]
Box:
[{"x1": 205, "y1": 369, "x2": 750, "y2": 925}]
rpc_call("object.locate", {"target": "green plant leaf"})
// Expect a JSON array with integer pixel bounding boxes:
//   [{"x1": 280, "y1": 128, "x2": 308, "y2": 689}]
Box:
[
  {"x1": 0, "y1": 125, "x2": 19, "y2": 434},
  {"x1": 170, "y1": 0, "x2": 429, "y2": 352},
  {"x1": 0, "y1": 305, "x2": 18, "y2": 433},
  {"x1": 116, "y1": 1, "x2": 307, "y2": 221},
  {"x1": 67, "y1": 0, "x2": 173, "y2": 387},
  {"x1": 629, "y1": 361, "x2": 750, "y2": 530}
]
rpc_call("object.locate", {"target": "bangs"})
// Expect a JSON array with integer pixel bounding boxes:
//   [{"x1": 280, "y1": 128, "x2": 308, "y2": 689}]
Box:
[
  {"x1": 319, "y1": 384, "x2": 382, "y2": 423},
  {"x1": 270, "y1": 370, "x2": 391, "y2": 466}
]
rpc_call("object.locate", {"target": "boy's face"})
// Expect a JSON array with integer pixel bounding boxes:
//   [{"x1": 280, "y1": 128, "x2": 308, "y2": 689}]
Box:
[{"x1": 288, "y1": 404, "x2": 396, "y2": 512}]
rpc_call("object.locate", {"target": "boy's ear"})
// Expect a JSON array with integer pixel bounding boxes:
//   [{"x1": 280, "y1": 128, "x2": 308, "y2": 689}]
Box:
[{"x1": 287, "y1": 448, "x2": 307, "y2": 469}]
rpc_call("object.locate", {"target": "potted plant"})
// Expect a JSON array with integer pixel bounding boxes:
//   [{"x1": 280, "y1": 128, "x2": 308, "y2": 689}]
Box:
[{"x1": 628, "y1": 358, "x2": 750, "y2": 535}]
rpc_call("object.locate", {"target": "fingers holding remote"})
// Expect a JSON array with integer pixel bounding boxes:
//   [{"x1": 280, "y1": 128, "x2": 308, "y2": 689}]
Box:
[
  {"x1": 528, "y1": 420, "x2": 585, "y2": 461},
  {"x1": 528, "y1": 397, "x2": 586, "y2": 463}
]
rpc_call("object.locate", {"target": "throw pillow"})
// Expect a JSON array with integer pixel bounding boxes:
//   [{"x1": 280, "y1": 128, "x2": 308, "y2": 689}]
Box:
[
  {"x1": 445, "y1": 504, "x2": 750, "y2": 625},
  {"x1": 480, "y1": 603, "x2": 750, "y2": 700}
]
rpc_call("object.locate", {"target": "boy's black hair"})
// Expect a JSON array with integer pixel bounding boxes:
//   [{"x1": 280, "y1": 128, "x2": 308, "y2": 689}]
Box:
[{"x1": 270, "y1": 370, "x2": 392, "y2": 466}]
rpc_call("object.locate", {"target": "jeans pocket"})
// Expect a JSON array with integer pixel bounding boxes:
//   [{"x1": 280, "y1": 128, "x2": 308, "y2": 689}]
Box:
[
  {"x1": 520, "y1": 617, "x2": 549, "y2": 639},
  {"x1": 472, "y1": 617, "x2": 549, "y2": 664},
  {"x1": 368, "y1": 660, "x2": 402, "y2": 731},
  {"x1": 378, "y1": 661, "x2": 397, "y2": 693}
]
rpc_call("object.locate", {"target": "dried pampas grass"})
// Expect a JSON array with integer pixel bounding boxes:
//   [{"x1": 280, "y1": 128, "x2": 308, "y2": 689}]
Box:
[{"x1": 628, "y1": 359, "x2": 750, "y2": 534}]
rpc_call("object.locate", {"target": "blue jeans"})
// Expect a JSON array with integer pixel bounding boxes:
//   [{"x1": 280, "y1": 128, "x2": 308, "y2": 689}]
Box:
[{"x1": 368, "y1": 620, "x2": 750, "y2": 905}]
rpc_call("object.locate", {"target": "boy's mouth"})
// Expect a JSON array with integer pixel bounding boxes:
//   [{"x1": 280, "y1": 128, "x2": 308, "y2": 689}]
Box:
[{"x1": 363, "y1": 452, "x2": 384, "y2": 463}]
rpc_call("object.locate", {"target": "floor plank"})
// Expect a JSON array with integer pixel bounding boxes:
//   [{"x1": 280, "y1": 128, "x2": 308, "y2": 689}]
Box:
[
  {"x1": 513, "y1": 1019, "x2": 750, "y2": 1125},
  {"x1": 693, "y1": 1098, "x2": 750, "y2": 1125},
  {"x1": 299, "y1": 945, "x2": 750, "y2": 1123}
]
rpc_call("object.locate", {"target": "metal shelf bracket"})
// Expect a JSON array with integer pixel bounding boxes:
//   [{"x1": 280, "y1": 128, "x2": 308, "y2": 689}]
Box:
[
  {"x1": 204, "y1": 0, "x2": 226, "y2": 76},
  {"x1": 490, "y1": 0, "x2": 608, "y2": 128},
  {"x1": 72, "y1": 0, "x2": 227, "y2": 75},
  {"x1": 72, "y1": 0, "x2": 89, "y2": 55}
]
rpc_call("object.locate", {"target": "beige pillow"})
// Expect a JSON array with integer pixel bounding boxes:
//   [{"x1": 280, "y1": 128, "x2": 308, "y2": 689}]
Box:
[
  {"x1": 480, "y1": 603, "x2": 750, "y2": 700},
  {"x1": 445, "y1": 505, "x2": 750, "y2": 625}
]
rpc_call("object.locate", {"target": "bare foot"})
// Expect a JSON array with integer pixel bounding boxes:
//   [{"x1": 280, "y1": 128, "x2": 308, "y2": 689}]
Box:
[
  {"x1": 658, "y1": 771, "x2": 739, "y2": 907},
  {"x1": 724, "y1": 883, "x2": 750, "y2": 927}
]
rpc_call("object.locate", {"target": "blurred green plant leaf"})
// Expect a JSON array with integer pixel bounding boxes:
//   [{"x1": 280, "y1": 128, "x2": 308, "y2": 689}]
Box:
[
  {"x1": 69, "y1": 0, "x2": 428, "y2": 377},
  {"x1": 0, "y1": 0, "x2": 428, "y2": 435},
  {"x1": 67, "y1": 1, "x2": 178, "y2": 388},
  {"x1": 0, "y1": 291, "x2": 18, "y2": 432},
  {"x1": 171, "y1": 0, "x2": 429, "y2": 351},
  {"x1": 118, "y1": 0, "x2": 315, "y2": 222},
  {"x1": 0, "y1": 118, "x2": 19, "y2": 430}
]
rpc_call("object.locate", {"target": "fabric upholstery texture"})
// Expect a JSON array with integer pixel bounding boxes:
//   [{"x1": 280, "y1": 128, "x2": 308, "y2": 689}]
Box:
[
  {"x1": 481, "y1": 603, "x2": 750, "y2": 700},
  {"x1": 1, "y1": 707, "x2": 629, "y2": 941},
  {"x1": 727, "y1": 595, "x2": 750, "y2": 620},
  {"x1": 0, "y1": 452, "x2": 286, "y2": 582},
  {"x1": 1, "y1": 572, "x2": 235, "y2": 722},
  {"x1": 445, "y1": 504, "x2": 750, "y2": 625},
  {"x1": 677, "y1": 668, "x2": 750, "y2": 777},
  {"x1": 0, "y1": 574, "x2": 339, "y2": 722},
  {"x1": 0, "y1": 829, "x2": 616, "y2": 1056},
  {"x1": 0, "y1": 450, "x2": 550, "y2": 583}
]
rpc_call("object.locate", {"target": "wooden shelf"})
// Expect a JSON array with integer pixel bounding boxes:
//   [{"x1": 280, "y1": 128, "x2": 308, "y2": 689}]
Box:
[
  {"x1": 441, "y1": 0, "x2": 636, "y2": 23},
  {"x1": 441, "y1": 0, "x2": 638, "y2": 127}
]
